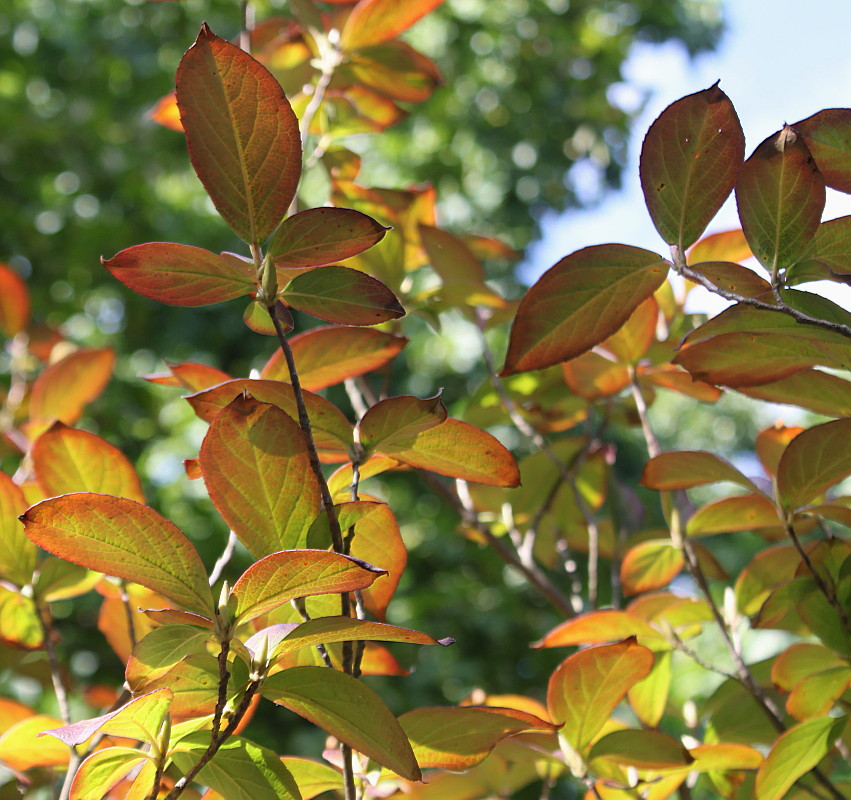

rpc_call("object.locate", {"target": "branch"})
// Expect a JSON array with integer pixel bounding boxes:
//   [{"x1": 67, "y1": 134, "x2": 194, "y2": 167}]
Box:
[{"x1": 208, "y1": 530, "x2": 238, "y2": 587}]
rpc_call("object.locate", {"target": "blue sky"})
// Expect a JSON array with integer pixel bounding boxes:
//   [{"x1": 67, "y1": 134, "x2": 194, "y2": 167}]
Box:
[{"x1": 523, "y1": 0, "x2": 851, "y2": 282}]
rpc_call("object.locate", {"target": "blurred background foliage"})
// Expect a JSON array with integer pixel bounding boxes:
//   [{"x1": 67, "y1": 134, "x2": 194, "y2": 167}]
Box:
[{"x1": 1, "y1": 0, "x2": 728, "y2": 771}]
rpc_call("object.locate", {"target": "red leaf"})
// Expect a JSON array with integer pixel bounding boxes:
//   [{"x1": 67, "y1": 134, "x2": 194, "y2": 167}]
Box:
[
  {"x1": 199, "y1": 396, "x2": 323, "y2": 556},
  {"x1": 176, "y1": 24, "x2": 301, "y2": 244},
  {"x1": 736, "y1": 126, "x2": 825, "y2": 272},
  {"x1": 640, "y1": 84, "x2": 745, "y2": 249},
  {"x1": 28, "y1": 348, "x2": 115, "y2": 426},
  {"x1": 269, "y1": 207, "x2": 388, "y2": 268},
  {"x1": 502, "y1": 245, "x2": 669, "y2": 375},
  {"x1": 103, "y1": 243, "x2": 255, "y2": 307},
  {"x1": 282, "y1": 266, "x2": 405, "y2": 325},
  {"x1": 261, "y1": 326, "x2": 407, "y2": 391},
  {"x1": 0, "y1": 262, "x2": 30, "y2": 336},
  {"x1": 340, "y1": 0, "x2": 445, "y2": 51}
]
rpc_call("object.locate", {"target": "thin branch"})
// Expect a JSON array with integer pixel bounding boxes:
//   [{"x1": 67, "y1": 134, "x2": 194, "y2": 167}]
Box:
[
  {"x1": 208, "y1": 530, "x2": 238, "y2": 587},
  {"x1": 292, "y1": 597, "x2": 334, "y2": 668},
  {"x1": 119, "y1": 579, "x2": 137, "y2": 653},
  {"x1": 210, "y1": 639, "x2": 231, "y2": 742}
]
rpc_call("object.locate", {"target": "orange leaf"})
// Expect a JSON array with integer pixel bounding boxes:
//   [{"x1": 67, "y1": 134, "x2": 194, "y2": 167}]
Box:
[
  {"x1": 340, "y1": 0, "x2": 445, "y2": 51},
  {"x1": 0, "y1": 715, "x2": 69, "y2": 770},
  {"x1": 144, "y1": 362, "x2": 231, "y2": 392},
  {"x1": 176, "y1": 24, "x2": 301, "y2": 244},
  {"x1": 641, "y1": 450, "x2": 762, "y2": 493},
  {"x1": 687, "y1": 229, "x2": 753, "y2": 265},
  {"x1": 686, "y1": 494, "x2": 781, "y2": 536},
  {"x1": 534, "y1": 610, "x2": 664, "y2": 650},
  {"x1": 0, "y1": 262, "x2": 30, "y2": 336},
  {"x1": 621, "y1": 540, "x2": 684, "y2": 596},
  {"x1": 357, "y1": 394, "x2": 447, "y2": 454}
]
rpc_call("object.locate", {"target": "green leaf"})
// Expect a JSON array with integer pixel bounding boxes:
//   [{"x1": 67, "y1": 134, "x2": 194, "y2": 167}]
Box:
[
  {"x1": 232, "y1": 550, "x2": 386, "y2": 624},
  {"x1": 628, "y1": 651, "x2": 672, "y2": 728},
  {"x1": 799, "y1": 215, "x2": 851, "y2": 274},
  {"x1": 371, "y1": 417, "x2": 520, "y2": 487},
  {"x1": 640, "y1": 84, "x2": 745, "y2": 249},
  {"x1": 0, "y1": 471, "x2": 36, "y2": 586},
  {"x1": 137, "y1": 654, "x2": 225, "y2": 716},
  {"x1": 340, "y1": 0, "x2": 445, "y2": 51},
  {"x1": 777, "y1": 418, "x2": 851, "y2": 510},
  {"x1": 170, "y1": 733, "x2": 300, "y2": 800},
  {"x1": 399, "y1": 706, "x2": 556, "y2": 770},
  {"x1": 44, "y1": 689, "x2": 173, "y2": 746},
  {"x1": 199, "y1": 396, "x2": 323, "y2": 557},
  {"x1": 738, "y1": 369, "x2": 851, "y2": 417},
  {"x1": 269, "y1": 207, "x2": 388, "y2": 268},
  {"x1": 736, "y1": 126, "x2": 825, "y2": 272},
  {"x1": 795, "y1": 108, "x2": 851, "y2": 193},
  {"x1": 0, "y1": 585, "x2": 43, "y2": 648},
  {"x1": 261, "y1": 326, "x2": 408, "y2": 392},
  {"x1": 282, "y1": 266, "x2": 405, "y2": 325},
  {"x1": 175, "y1": 24, "x2": 301, "y2": 244},
  {"x1": 22, "y1": 494, "x2": 214, "y2": 617},
  {"x1": 186, "y1": 378, "x2": 353, "y2": 460},
  {"x1": 502, "y1": 244, "x2": 669, "y2": 375},
  {"x1": 641, "y1": 450, "x2": 762, "y2": 494},
  {"x1": 69, "y1": 748, "x2": 151, "y2": 800},
  {"x1": 357, "y1": 394, "x2": 447, "y2": 454},
  {"x1": 33, "y1": 557, "x2": 100, "y2": 602},
  {"x1": 103, "y1": 243, "x2": 255, "y2": 307},
  {"x1": 755, "y1": 716, "x2": 845, "y2": 800},
  {"x1": 547, "y1": 638, "x2": 654, "y2": 751},
  {"x1": 280, "y1": 757, "x2": 343, "y2": 800},
  {"x1": 262, "y1": 666, "x2": 421, "y2": 781},
  {"x1": 589, "y1": 729, "x2": 694, "y2": 770},
  {"x1": 126, "y1": 625, "x2": 214, "y2": 688},
  {"x1": 771, "y1": 642, "x2": 847, "y2": 691},
  {"x1": 786, "y1": 666, "x2": 851, "y2": 720},
  {"x1": 32, "y1": 423, "x2": 146, "y2": 503}
]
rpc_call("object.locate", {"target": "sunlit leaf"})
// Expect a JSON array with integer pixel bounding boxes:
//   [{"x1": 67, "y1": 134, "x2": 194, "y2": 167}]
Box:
[
  {"x1": 771, "y1": 642, "x2": 847, "y2": 691},
  {"x1": 0, "y1": 585, "x2": 43, "y2": 648},
  {"x1": 0, "y1": 714, "x2": 69, "y2": 770},
  {"x1": 687, "y1": 229, "x2": 753, "y2": 265},
  {"x1": 126, "y1": 625, "x2": 214, "y2": 689},
  {"x1": 199, "y1": 396, "x2": 323, "y2": 556},
  {"x1": 589, "y1": 729, "x2": 693, "y2": 769},
  {"x1": 103, "y1": 243, "x2": 255, "y2": 307},
  {"x1": 785, "y1": 666, "x2": 851, "y2": 720},
  {"x1": 756, "y1": 424, "x2": 803, "y2": 478},
  {"x1": 776, "y1": 418, "x2": 851, "y2": 510},
  {"x1": 399, "y1": 706, "x2": 556, "y2": 770},
  {"x1": 502, "y1": 245, "x2": 669, "y2": 375},
  {"x1": 640, "y1": 84, "x2": 745, "y2": 249},
  {"x1": 547, "y1": 638, "x2": 654, "y2": 751},
  {"x1": 143, "y1": 362, "x2": 231, "y2": 392},
  {"x1": 736, "y1": 126, "x2": 825, "y2": 272},
  {"x1": 282, "y1": 266, "x2": 405, "y2": 325},
  {"x1": 70, "y1": 748, "x2": 151, "y2": 800},
  {"x1": 372, "y1": 418, "x2": 520, "y2": 487},
  {"x1": 628, "y1": 651, "x2": 671, "y2": 728},
  {"x1": 600, "y1": 297, "x2": 658, "y2": 365},
  {"x1": 754, "y1": 716, "x2": 845, "y2": 800},
  {"x1": 280, "y1": 757, "x2": 343, "y2": 800},
  {"x1": 262, "y1": 666, "x2": 421, "y2": 780},
  {"x1": 0, "y1": 262, "x2": 30, "y2": 335},
  {"x1": 171, "y1": 733, "x2": 300, "y2": 800},
  {"x1": 562, "y1": 351, "x2": 630, "y2": 400},
  {"x1": 685, "y1": 494, "x2": 781, "y2": 537},
  {"x1": 358, "y1": 394, "x2": 447, "y2": 454},
  {"x1": 641, "y1": 450, "x2": 762, "y2": 493},
  {"x1": 533, "y1": 610, "x2": 665, "y2": 650},
  {"x1": 340, "y1": 0, "x2": 445, "y2": 51},
  {"x1": 22, "y1": 494, "x2": 214, "y2": 617},
  {"x1": 639, "y1": 366, "x2": 722, "y2": 402},
  {"x1": 33, "y1": 557, "x2": 100, "y2": 602},
  {"x1": 176, "y1": 24, "x2": 301, "y2": 244},
  {"x1": 28, "y1": 347, "x2": 115, "y2": 426},
  {"x1": 232, "y1": 549, "x2": 386, "y2": 624},
  {"x1": 32, "y1": 423, "x2": 145, "y2": 503},
  {"x1": 0, "y1": 471, "x2": 36, "y2": 586},
  {"x1": 269, "y1": 207, "x2": 388, "y2": 268},
  {"x1": 261, "y1": 326, "x2": 407, "y2": 391},
  {"x1": 621, "y1": 540, "x2": 684, "y2": 595},
  {"x1": 100, "y1": 585, "x2": 172, "y2": 664},
  {"x1": 795, "y1": 108, "x2": 851, "y2": 193}
]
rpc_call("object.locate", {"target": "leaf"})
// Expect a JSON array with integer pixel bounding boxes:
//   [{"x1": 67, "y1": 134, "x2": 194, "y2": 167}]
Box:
[
  {"x1": 269, "y1": 207, "x2": 388, "y2": 267},
  {"x1": 175, "y1": 24, "x2": 301, "y2": 244},
  {"x1": 261, "y1": 666, "x2": 421, "y2": 781},
  {"x1": 282, "y1": 266, "x2": 405, "y2": 325},
  {"x1": 103, "y1": 243, "x2": 255, "y2": 307},
  {"x1": 28, "y1": 347, "x2": 115, "y2": 425},
  {"x1": 70, "y1": 748, "x2": 151, "y2": 800},
  {"x1": 686, "y1": 261, "x2": 773, "y2": 300},
  {"x1": 144, "y1": 361, "x2": 232, "y2": 392},
  {"x1": 739, "y1": 369, "x2": 851, "y2": 417},
  {"x1": 532, "y1": 610, "x2": 664, "y2": 650},
  {"x1": 22, "y1": 494, "x2": 214, "y2": 617},
  {"x1": 756, "y1": 425, "x2": 803, "y2": 478},
  {"x1": 736, "y1": 126, "x2": 825, "y2": 272},
  {"x1": 686, "y1": 494, "x2": 781, "y2": 536},
  {"x1": 502, "y1": 245, "x2": 669, "y2": 375},
  {"x1": 199, "y1": 396, "x2": 323, "y2": 556},
  {"x1": 628, "y1": 650, "x2": 672, "y2": 728},
  {"x1": 399, "y1": 706, "x2": 556, "y2": 770},
  {"x1": 640, "y1": 84, "x2": 745, "y2": 249},
  {"x1": 589, "y1": 729, "x2": 694, "y2": 770},
  {"x1": 340, "y1": 0, "x2": 445, "y2": 51},
  {"x1": 600, "y1": 297, "x2": 658, "y2": 365},
  {"x1": 785, "y1": 666, "x2": 851, "y2": 720},
  {"x1": 620, "y1": 540, "x2": 684, "y2": 596},
  {"x1": 32, "y1": 424, "x2": 146, "y2": 503},
  {"x1": 357, "y1": 394, "x2": 447, "y2": 453},
  {"x1": 170, "y1": 733, "x2": 300, "y2": 800},
  {"x1": 280, "y1": 758, "x2": 343, "y2": 800},
  {"x1": 0, "y1": 585, "x2": 43, "y2": 648},
  {"x1": 0, "y1": 715, "x2": 69, "y2": 770},
  {"x1": 126, "y1": 625, "x2": 214, "y2": 689},
  {"x1": 799, "y1": 215, "x2": 851, "y2": 274},
  {"x1": 44, "y1": 689, "x2": 173, "y2": 746},
  {"x1": 687, "y1": 229, "x2": 753, "y2": 265},
  {"x1": 795, "y1": 108, "x2": 851, "y2": 193},
  {"x1": 186, "y1": 379, "x2": 353, "y2": 460},
  {"x1": 0, "y1": 471, "x2": 36, "y2": 586},
  {"x1": 641, "y1": 451, "x2": 762, "y2": 494},
  {"x1": 372, "y1": 418, "x2": 520, "y2": 487},
  {"x1": 0, "y1": 262, "x2": 30, "y2": 335},
  {"x1": 562, "y1": 352, "x2": 631, "y2": 400},
  {"x1": 754, "y1": 716, "x2": 845, "y2": 800},
  {"x1": 771, "y1": 642, "x2": 847, "y2": 691},
  {"x1": 232, "y1": 549, "x2": 386, "y2": 624},
  {"x1": 776, "y1": 418, "x2": 851, "y2": 510},
  {"x1": 547, "y1": 638, "x2": 654, "y2": 751},
  {"x1": 261, "y1": 326, "x2": 407, "y2": 391},
  {"x1": 33, "y1": 557, "x2": 100, "y2": 602},
  {"x1": 140, "y1": 654, "x2": 223, "y2": 717}
]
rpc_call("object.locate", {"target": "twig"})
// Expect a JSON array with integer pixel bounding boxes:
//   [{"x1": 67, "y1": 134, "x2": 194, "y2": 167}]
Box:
[
  {"x1": 119, "y1": 579, "x2": 137, "y2": 653},
  {"x1": 208, "y1": 530, "x2": 238, "y2": 587},
  {"x1": 292, "y1": 598, "x2": 334, "y2": 668},
  {"x1": 210, "y1": 639, "x2": 231, "y2": 742}
]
